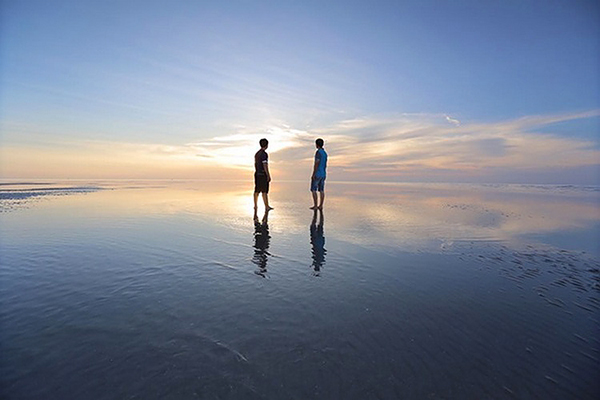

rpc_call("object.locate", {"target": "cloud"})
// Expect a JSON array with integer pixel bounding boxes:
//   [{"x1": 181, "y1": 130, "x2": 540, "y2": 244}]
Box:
[
  {"x1": 473, "y1": 138, "x2": 509, "y2": 157},
  {"x1": 445, "y1": 115, "x2": 461, "y2": 126},
  {"x1": 308, "y1": 110, "x2": 600, "y2": 183},
  {"x1": 185, "y1": 126, "x2": 312, "y2": 169},
  {"x1": 2, "y1": 110, "x2": 598, "y2": 183},
  {"x1": 164, "y1": 110, "x2": 599, "y2": 183}
]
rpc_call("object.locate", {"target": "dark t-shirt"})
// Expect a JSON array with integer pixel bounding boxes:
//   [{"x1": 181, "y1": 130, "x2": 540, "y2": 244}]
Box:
[{"x1": 255, "y1": 149, "x2": 268, "y2": 175}]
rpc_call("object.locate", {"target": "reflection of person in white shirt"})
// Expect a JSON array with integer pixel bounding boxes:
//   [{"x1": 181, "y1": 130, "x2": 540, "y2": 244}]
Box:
[
  {"x1": 310, "y1": 208, "x2": 326, "y2": 276},
  {"x1": 310, "y1": 138, "x2": 328, "y2": 210}
]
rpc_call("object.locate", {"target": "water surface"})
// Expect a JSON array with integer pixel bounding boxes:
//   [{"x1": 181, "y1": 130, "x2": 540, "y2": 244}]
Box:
[{"x1": 1, "y1": 180, "x2": 599, "y2": 399}]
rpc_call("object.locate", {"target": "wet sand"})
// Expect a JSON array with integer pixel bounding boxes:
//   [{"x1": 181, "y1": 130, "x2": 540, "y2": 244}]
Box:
[{"x1": 1, "y1": 180, "x2": 598, "y2": 399}]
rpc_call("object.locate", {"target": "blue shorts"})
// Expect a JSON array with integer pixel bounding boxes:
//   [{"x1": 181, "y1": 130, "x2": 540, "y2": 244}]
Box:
[{"x1": 311, "y1": 176, "x2": 325, "y2": 192}]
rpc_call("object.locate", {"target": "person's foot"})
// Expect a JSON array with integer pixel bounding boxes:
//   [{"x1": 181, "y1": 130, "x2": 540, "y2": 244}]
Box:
[
  {"x1": 317, "y1": 206, "x2": 323, "y2": 210},
  {"x1": 266, "y1": 206, "x2": 274, "y2": 211},
  {"x1": 310, "y1": 205, "x2": 318, "y2": 210}
]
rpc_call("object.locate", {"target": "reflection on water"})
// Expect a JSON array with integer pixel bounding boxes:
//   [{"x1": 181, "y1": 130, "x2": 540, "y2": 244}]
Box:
[
  {"x1": 1, "y1": 180, "x2": 599, "y2": 399},
  {"x1": 4, "y1": 180, "x2": 596, "y2": 256},
  {"x1": 322, "y1": 182, "x2": 600, "y2": 255},
  {"x1": 310, "y1": 209, "x2": 326, "y2": 276},
  {"x1": 252, "y1": 209, "x2": 271, "y2": 277}
]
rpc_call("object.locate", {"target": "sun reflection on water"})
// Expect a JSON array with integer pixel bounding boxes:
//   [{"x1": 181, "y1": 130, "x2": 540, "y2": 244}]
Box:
[{"x1": 3, "y1": 180, "x2": 598, "y2": 255}]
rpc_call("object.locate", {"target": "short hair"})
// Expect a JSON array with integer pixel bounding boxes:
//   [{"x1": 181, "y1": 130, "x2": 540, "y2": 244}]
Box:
[
  {"x1": 259, "y1": 138, "x2": 268, "y2": 148},
  {"x1": 315, "y1": 138, "x2": 324, "y2": 148}
]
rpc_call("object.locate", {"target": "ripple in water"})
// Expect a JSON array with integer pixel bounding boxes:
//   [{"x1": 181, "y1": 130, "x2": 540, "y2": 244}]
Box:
[{"x1": 1, "y1": 181, "x2": 599, "y2": 399}]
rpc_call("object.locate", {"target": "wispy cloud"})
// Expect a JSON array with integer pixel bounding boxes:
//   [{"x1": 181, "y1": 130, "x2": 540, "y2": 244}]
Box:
[
  {"x1": 308, "y1": 110, "x2": 600, "y2": 182},
  {"x1": 2, "y1": 111, "x2": 598, "y2": 183},
  {"x1": 175, "y1": 110, "x2": 600, "y2": 183},
  {"x1": 445, "y1": 115, "x2": 461, "y2": 126},
  {"x1": 185, "y1": 126, "x2": 312, "y2": 169}
]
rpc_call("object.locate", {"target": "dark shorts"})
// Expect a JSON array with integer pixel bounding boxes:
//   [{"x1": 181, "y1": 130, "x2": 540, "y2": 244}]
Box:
[
  {"x1": 310, "y1": 176, "x2": 325, "y2": 192},
  {"x1": 254, "y1": 173, "x2": 269, "y2": 193}
]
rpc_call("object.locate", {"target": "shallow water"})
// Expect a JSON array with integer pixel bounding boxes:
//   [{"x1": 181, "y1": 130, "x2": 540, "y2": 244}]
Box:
[{"x1": 1, "y1": 180, "x2": 599, "y2": 399}]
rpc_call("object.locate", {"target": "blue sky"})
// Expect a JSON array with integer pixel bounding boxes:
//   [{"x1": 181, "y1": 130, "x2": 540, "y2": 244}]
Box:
[{"x1": 1, "y1": 0, "x2": 599, "y2": 182}]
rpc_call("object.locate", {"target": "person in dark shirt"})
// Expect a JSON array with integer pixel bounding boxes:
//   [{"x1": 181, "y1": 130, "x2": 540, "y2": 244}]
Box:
[{"x1": 254, "y1": 138, "x2": 273, "y2": 211}]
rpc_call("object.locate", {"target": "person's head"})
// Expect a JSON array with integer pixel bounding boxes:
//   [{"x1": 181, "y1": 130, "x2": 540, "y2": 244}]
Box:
[
  {"x1": 315, "y1": 138, "x2": 324, "y2": 148},
  {"x1": 259, "y1": 138, "x2": 269, "y2": 149}
]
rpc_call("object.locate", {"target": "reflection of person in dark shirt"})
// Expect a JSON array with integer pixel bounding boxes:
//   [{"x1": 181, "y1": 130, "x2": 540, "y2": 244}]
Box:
[
  {"x1": 254, "y1": 138, "x2": 274, "y2": 212},
  {"x1": 252, "y1": 209, "x2": 271, "y2": 277},
  {"x1": 310, "y1": 209, "x2": 326, "y2": 276}
]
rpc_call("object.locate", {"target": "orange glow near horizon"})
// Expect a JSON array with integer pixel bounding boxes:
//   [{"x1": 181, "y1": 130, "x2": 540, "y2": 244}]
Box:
[{"x1": 2, "y1": 111, "x2": 599, "y2": 183}]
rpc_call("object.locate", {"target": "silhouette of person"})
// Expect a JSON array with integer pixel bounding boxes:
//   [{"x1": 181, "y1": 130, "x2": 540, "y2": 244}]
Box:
[
  {"x1": 310, "y1": 209, "x2": 326, "y2": 276},
  {"x1": 310, "y1": 138, "x2": 327, "y2": 210},
  {"x1": 254, "y1": 138, "x2": 274, "y2": 212},
  {"x1": 252, "y1": 209, "x2": 271, "y2": 277}
]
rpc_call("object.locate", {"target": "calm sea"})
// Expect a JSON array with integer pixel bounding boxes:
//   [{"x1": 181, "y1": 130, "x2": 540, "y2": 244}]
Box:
[{"x1": 1, "y1": 180, "x2": 599, "y2": 399}]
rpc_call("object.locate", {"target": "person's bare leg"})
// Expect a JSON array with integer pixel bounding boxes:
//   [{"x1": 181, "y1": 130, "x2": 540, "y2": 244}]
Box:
[
  {"x1": 310, "y1": 191, "x2": 318, "y2": 209},
  {"x1": 262, "y1": 193, "x2": 274, "y2": 210},
  {"x1": 318, "y1": 191, "x2": 325, "y2": 209},
  {"x1": 253, "y1": 192, "x2": 259, "y2": 210}
]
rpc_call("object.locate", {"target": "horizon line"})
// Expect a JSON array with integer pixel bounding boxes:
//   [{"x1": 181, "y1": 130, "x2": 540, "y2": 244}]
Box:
[{"x1": 1, "y1": 177, "x2": 599, "y2": 188}]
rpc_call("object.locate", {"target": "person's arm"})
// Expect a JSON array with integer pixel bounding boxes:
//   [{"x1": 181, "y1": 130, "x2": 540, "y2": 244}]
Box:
[{"x1": 264, "y1": 161, "x2": 271, "y2": 182}]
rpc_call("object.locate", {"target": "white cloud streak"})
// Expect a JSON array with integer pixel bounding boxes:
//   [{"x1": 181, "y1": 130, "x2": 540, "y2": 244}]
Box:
[
  {"x1": 308, "y1": 110, "x2": 600, "y2": 182},
  {"x1": 3, "y1": 110, "x2": 598, "y2": 183},
  {"x1": 173, "y1": 110, "x2": 600, "y2": 182}
]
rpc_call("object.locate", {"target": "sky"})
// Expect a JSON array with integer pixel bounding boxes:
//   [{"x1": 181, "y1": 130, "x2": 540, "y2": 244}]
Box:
[{"x1": 1, "y1": 0, "x2": 599, "y2": 183}]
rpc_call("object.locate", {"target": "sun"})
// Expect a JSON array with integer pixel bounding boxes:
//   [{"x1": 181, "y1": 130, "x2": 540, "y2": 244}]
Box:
[{"x1": 189, "y1": 128, "x2": 307, "y2": 171}]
